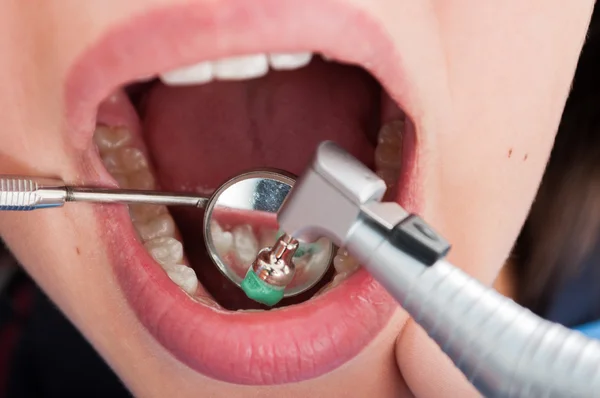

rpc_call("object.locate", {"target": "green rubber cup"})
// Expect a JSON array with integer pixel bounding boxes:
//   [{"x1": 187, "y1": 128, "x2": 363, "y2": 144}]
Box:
[{"x1": 241, "y1": 269, "x2": 285, "y2": 307}]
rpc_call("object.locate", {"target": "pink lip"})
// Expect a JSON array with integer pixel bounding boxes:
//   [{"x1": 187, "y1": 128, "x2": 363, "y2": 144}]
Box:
[{"x1": 65, "y1": 0, "x2": 422, "y2": 385}]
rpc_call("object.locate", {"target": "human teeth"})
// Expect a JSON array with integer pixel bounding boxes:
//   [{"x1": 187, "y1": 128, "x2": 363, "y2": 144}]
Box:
[
  {"x1": 377, "y1": 120, "x2": 403, "y2": 146},
  {"x1": 210, "y1": 221, "x2": 233, "y2": 257},
  {"x1": 112, "y1": 173, "x2": 129, "y2": 188},
  {"x1": 144, "y1": 237, "x2": 184, "y2": 266},
  {"x1": 136, "y1": 213, "x2": 176, "y2": 242},
  {"x1": 119, "y1": 148, "x2": 149, "y2": 172},
  {"x1": 161, "y1": 52, "x2": 314, "y2": 86},
  {"x1": 101, "y1": 151, "x2": 124, "y2": 173},
  {"x1": 376, "y1": 169, "x2": 398, "y2": 192},
  {"x1": 375, "y1": 119, "x2": 404, "y2": 200},
  {"x1": 94, "y1": 125, "x2": 132, "y2": 155},
  {"x1": 213, "y1": 54, "x2": 269, "y2": 80},
  {"x1": 232, "y1": 225, "x2": 259, "y2": 264},
  {"x1": 128, "y1": 170, "x2": 155, "y2": 190},
  {"x1": 375, "y1": 143, "x2": 402, "y2": 169},
  {"x1": 130, "y1": 204, "x2": 166, "y2": 223},
  {"x1": 101, "y1": 147, "x2": 149, "y2": 174},
  {"x1": 268, "y1": 52, "x2": 312, "y2": 70},
  {"x1": 160, "y1": 61, "x2": 213, "y2": 85},
  {"x1": 163, "y1": 264, "x2": 198, "y2": 295},
  {"x1": 333, "y1": 248, "x2": 359, "y2": 274}
]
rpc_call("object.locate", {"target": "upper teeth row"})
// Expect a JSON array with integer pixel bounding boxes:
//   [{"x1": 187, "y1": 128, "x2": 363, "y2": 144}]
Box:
[{"x1": 160, "y1": 52, "x2": 313, "y2": 86}]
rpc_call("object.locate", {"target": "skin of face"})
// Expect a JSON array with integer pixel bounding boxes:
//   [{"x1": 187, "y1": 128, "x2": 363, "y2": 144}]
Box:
[{"x1": 0, "y1": 0, "x2": 594, "y2": 397}]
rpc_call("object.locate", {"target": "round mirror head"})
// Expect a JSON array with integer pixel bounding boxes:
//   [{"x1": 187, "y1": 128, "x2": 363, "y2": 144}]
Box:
[{"x1": 204, "y1": 170, "x2": 334, "y2": 297}]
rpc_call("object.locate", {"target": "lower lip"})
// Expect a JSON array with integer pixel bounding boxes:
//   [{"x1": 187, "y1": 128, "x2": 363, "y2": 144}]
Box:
[{"x1": 98, "y1": 204, "x2": 397, "y2": 384}]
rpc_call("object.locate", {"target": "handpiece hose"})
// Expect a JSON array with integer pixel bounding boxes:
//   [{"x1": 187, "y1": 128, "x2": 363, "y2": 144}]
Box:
[
  {"x1": 350, "y1": 211, "x2": 600, "y2": 397},
  {"x1": 279, "y1": 142, "x2": 600, "y2": 398}
]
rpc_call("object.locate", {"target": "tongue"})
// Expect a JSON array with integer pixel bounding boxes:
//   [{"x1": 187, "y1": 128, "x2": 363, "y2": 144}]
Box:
[{"x1": 142, "y1": 59, "x2": 379, "y2": 309}]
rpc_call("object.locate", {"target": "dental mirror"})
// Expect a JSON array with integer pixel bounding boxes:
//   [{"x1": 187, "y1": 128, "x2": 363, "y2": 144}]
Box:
[
  {"x1": 0, "y1": 169, "x2": 334, "y2": 297},
  {"x1": 204, "y1": 170, "x2": 334, "y2": 297}
]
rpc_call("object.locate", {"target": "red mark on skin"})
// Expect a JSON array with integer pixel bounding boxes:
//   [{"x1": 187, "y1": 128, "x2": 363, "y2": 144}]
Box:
[
  {"x1": 76, "y1": 247, "x2": 81, "y2": 255},
  {"x1": 524, "y1": 154, "x2": 528, "y2": 161},
  {"x1": 508, "y1": 148, "x2": 513, "y2": 158}
]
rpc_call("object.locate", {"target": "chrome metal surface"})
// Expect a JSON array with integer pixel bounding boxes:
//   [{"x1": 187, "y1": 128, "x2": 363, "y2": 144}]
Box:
[
  {"x1": 251, "y1": 233, "x2": 298, "y2": 288},
  {"x1": 67, "y1": 188, "x2": 208, "y2": 208}
]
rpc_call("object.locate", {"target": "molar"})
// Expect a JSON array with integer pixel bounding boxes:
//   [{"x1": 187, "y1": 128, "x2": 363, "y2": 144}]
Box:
[
  {"x1": 163, "y1": 264, "x2": 198, "y2": 295},
  {"x1": 94, "y1": 125, "x2": 132, "y2": 154},
  {"x1": 144, "y1": 237, "x2": 184, "y2": 266},
  {"x1": 136, "y1": 213, "x2": 176, "y2": 242}
]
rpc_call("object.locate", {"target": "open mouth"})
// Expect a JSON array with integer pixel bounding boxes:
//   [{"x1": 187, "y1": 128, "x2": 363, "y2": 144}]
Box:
[{"x1": 65, "y1": 2, "x2": 421, "y2": 386}]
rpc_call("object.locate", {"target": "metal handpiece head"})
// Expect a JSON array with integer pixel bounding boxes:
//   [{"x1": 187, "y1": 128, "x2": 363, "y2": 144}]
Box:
[
  {"x1": 241, "y1": 233, "x2": 299, "y2": 306},
  {"x1": 0, "y1": 176, "x2": 66, "y2": 211},
  {"x1": 277, "y1": 141, "x2": 387, "y2": 246}
]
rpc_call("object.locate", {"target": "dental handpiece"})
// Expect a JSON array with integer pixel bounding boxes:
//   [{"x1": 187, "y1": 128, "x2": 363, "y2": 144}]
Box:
[
  {"x1": 278, "y1": 141, "x2": 600, "y2": 398},
  {"x1": 0, "y1": 176, "x2": 208, "y2": 210}
]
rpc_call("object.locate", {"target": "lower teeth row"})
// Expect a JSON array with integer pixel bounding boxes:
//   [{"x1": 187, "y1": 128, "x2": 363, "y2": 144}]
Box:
[{"x1": 92, "y1": 118, "x2": 403, "y2": 306}]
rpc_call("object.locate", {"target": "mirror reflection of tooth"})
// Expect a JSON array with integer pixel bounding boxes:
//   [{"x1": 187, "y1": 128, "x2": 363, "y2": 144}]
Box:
[
  {"x1": 210, "y1": 221, "x2": 233, "y2": 256},
  {"x1": 93, "y1": 125, "x2": 132, "y2": 154},
  {"x1": 144, "y1": 237, "x2": 184, "y2": 266},
  {"x1": 136, "y1": 213, "x2": 176, "y2": 242},
  {"x1": 232, "y1": 225, "x2": 259, "y2": 264}
]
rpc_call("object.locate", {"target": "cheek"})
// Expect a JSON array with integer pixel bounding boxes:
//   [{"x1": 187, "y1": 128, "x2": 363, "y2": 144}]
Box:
[
  {"x1": 421, "y1": 2, "x2": 592, "y2": 282},
  {"x1": 432, "y1": 122, "x2": 552, "y2": 282},
  {"x1": 396, "y1": 321, "x2": 481, "y2": 397}
]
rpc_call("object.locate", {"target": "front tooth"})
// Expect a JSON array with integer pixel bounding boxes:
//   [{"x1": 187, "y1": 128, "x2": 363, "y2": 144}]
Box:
[
  {"x1": 213, "y1": 54, "x2": 268, "y2": 80},
  {"x1": 268, "y1": 52, "x2": 312, "y2": 70},
  {"x1": 232, "y1": 225, "x2": 259, "y2": 264},
  {"x1": 160, "y1": 61, "x2": 213, "y2": 86},
  {"x1": 144, "y1": 237, "x2": 184, "y2": 266},
  {"x1": 136, "y1": 213, "x2": 176, "y2": 242},
  {"x1": 163, "y1": 264, "x2": 198, "y2": 295}
]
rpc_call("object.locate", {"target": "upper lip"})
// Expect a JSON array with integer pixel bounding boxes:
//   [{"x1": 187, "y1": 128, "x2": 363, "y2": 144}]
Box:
[{"x1": 64, "y1": 0, "x2": 418, "y2": 385}]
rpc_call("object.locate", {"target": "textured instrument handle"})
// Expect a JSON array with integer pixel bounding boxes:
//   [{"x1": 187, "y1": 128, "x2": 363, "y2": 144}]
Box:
[
  {"x1": 0, "y1": 176, "x2": 65, "y2": 210},
  {"x1": 405, "y1": 260, "x2": 600, "y2": 397}
]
